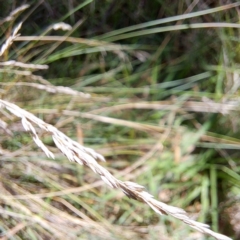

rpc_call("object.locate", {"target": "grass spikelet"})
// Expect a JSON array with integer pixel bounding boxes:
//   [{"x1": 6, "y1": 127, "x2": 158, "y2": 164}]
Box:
[
  {"x1": 0, "y1": 4, "x2": 29, "y2": 24},
  {"x1": 0, "y1": 22, "x2": 22, "y2": 57}
]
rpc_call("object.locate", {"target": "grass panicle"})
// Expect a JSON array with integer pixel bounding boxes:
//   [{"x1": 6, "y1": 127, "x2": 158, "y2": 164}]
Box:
[{"x1": 0, "y1": 99, "x2": 232, "y2": 240}]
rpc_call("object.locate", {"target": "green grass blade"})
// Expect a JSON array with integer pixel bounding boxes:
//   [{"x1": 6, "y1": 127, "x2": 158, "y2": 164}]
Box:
[
  {"x1": 105, "y1": 23, "x2": 240, "y2": 42},
  {"x1": 98, "y1": 3, "x2": 240, "y2": 40}
]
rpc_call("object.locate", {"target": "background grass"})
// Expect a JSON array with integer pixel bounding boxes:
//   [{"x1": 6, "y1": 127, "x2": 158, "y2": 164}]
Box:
[{"x1": 0, "y1": 1, "x2": 240, "y2": 239}]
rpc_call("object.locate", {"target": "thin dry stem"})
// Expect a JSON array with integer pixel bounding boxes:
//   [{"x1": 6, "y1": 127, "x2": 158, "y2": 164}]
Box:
[
  {"x1": 88, "y1": 100, "x2": 239, "y2": 114},
  {"x1": 15, "y1": 36, "x2": 132, "y2": 48},
  {"x1": 0, "y1": 60, "x2": 49, "y2": 70},
  {"x1": 0, "y1": 99, "x2": 232, "y2": 240},
  {"x1": 0, "y1": 82, "x2": 91, "y2": 98}
]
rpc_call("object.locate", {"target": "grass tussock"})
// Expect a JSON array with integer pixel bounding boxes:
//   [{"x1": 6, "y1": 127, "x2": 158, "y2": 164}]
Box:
[{"x1": 0, "y1": 1, "x2": 240, "y2": 240}]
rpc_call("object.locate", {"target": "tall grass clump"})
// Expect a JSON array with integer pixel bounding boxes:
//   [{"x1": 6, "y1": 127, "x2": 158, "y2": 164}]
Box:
[{"x1": 0, "y1": 1, "x2": 240, "y2": 240}]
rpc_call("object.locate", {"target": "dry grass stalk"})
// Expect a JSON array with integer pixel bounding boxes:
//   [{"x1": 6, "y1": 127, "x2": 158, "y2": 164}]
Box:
[
  {"x1": 88, "y1": 99, "x2": 239, "y2": 114},
  {"x1": 0, "y1": 99, "x2": 232, "y2": 240},
  {"x1": 15, "y1": 35, "x2": 132, "y2": 48},
  {"x1": 0, "y1": 181, "x2": 117, "y2": 239},
  {"x1": 0, "y1": 68, "x2": 52, "y2": 85},
  {"x1": 0, "y1": 82, "x2": 91, "y2": 98},
  {"x1": 0, "y1": 60, "x2": 49, "y2": 70},
  {"x1": 0, "y1": 22, "x2": 22, "y2": 57}
]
